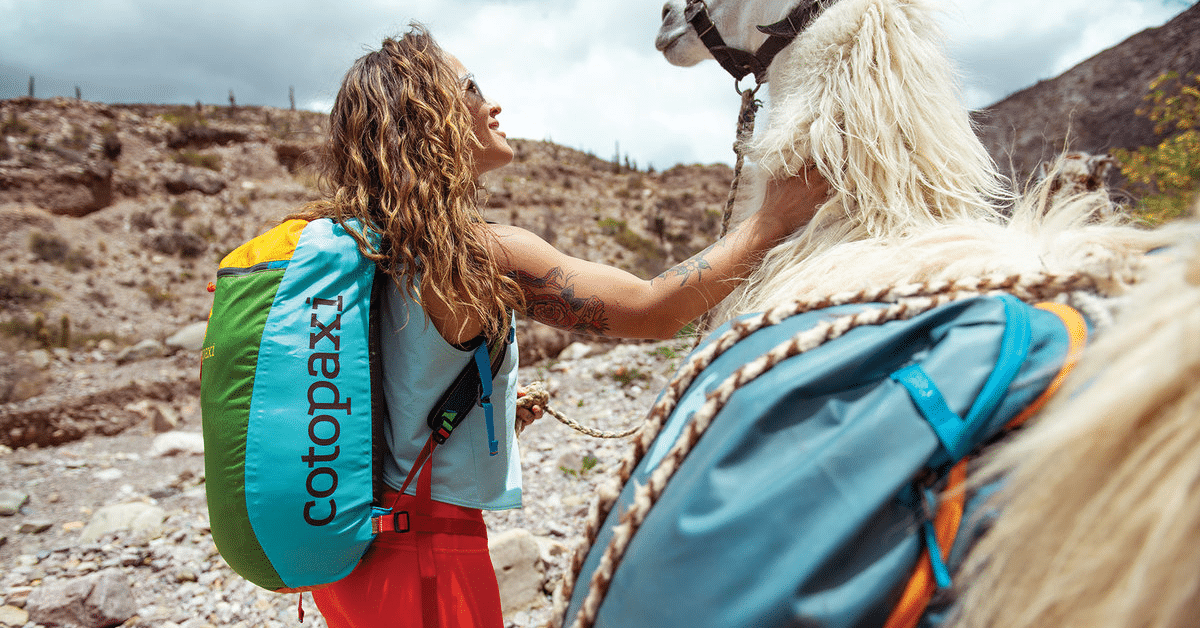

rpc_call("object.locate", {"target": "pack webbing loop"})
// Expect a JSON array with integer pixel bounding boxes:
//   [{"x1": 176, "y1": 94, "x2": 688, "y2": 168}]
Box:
[
  {"x1": 474, "y1": 343, "x2": 500, "y2": 456},
  {"x1": 891, "y1": 294, "x2": 1031, "y2": 467},
  {"x1": 1006, "y1": 302, "x2": 1089, "y2": 429},
  {"x1": 883, "y1": 460, "x2": 967, "y2": 628}
]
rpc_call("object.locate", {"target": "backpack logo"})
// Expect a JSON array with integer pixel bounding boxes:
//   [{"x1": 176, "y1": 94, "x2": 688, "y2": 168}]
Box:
[{"x1": 304, "y1": 294, "x2": 347, "y2": 527}]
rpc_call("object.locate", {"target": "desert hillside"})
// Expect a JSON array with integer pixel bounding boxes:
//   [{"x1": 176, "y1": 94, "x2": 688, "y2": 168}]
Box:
[
  {"x1": 1, "y1": 6, "x2": 1196, "y2": 623},
  {"x1": 0, "y1": 96, "x2": 734, "y2": 446}
]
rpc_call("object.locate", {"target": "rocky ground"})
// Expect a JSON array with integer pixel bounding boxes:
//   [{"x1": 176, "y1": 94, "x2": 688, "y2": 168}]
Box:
[
  {"x1": 0, "y1": 96, "x2": 727, "y2": 628},
  {"x1": 0, "y1": 336, "x2": 696, "y2": 628}
]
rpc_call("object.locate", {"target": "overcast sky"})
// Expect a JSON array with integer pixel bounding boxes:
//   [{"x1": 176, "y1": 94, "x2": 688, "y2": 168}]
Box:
[{"x1": 0, "y1": 0, "x2": 1193, "y2": 169}]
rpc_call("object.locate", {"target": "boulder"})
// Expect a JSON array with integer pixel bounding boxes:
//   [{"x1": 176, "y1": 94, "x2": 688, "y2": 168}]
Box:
[
  {"x1": 0, "y1": 160, "x2": 115, "y2": 217},
  {"x1": 0, "y1": 489, "x2": 29, "y2": 516},
  {"x1": 489, "y1": 528, "x2": 545, "y2": 615},
  {"x1": 79, "y1": 502, "x2": 166, "y2": 543},
  {"x1": 0, "y1": 605, "x2": 28, "y2": 627},
  {"x1": 115, "y1": 339, "x2": 164, "y2": 364},
  {"x1": 148, "y1": 431, "x2": 204, "y2": 457},
  {"x1": 162, "y1": 168, "x2": 225, "y2": 196},
  {"x1": 557, "y1": 342, "x2": 594, "y2": 361},
  {"x1": 125, "y1": 399, "x2": 180, "y2": 433},
  {"x1": 25, "y1": 569, "x2": 137, "y2": 628},
  {"x1": 165, "y1": 321, "x2": 207, "y2": 351}
]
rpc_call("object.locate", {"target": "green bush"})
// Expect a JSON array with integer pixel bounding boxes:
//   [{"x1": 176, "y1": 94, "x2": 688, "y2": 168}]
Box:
[
  {"x1": 29, "y1": 231, "x2": 94, "y2": 271},
  {"x1": 1113, "y1": 71, "x2": 1200, "y2": 225},
  {"x1": 173, "y1": 150, "x2": 222, "y2": 171},
  {"x1": 159, "y1": 106, "x2": 206, "y2": 130},
  {"x1": 141, "y1": 282, "x2": 175, "y2": 308},
  {"x1": 0, "y1": 273, "x2": 54, "y2": 306}
]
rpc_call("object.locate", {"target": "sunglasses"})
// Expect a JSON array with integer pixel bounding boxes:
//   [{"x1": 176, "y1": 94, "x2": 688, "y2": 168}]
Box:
[{"x1": 459, "y1": 74, "x2": 485, "y2": 102}]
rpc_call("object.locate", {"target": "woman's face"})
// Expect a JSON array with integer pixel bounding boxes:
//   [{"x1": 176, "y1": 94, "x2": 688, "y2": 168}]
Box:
[{"x1": 448, "y1": 55, "x2": 514, "y2": 176}]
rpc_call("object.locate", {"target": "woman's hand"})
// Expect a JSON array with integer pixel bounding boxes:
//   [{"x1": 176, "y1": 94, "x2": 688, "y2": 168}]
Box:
[
  {"x1": 515, "y1": 385, "x2": 545, "y2": 433},
  {"x1": 756, "y1": 165, "x2": 830, "y2": 239}
]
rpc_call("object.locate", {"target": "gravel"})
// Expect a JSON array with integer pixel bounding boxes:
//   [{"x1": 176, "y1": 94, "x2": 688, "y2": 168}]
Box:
[{"x1": 1, "y1": 338, "x2": 694, "y2": 628}]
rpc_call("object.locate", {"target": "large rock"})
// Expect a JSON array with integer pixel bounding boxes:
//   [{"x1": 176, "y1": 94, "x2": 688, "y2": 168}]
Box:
[
  {"x1": 148, "y1": 431, "x2": 204, "y2": 457},
  {"x1": 162, "y1": 167, "x2": 225, "y2": 195},
  {"x1": 25, "y1": 569, "x2": 137, "y2": 628},
  {"x1": 125, "y1": 399, "x2": 180, "y2": 433},
  {"x1": 115, "y1": 339, "x2": 164, "y2": 364},
  {"x1": 0, "y1": 161, "x2": 114, "y2": 217},
  {"x1": 166, "y1": 126, "x2": 248, "y2": 150},
  {"x1": 0, "y1": 489, "x2": 29, "y2": 516},
  {"x1": 79, "y1": 502, "x2": 166, "y2": 543},
  {"x1": 490, "y1": 528, "x2": 545, "y2": 615},
  {"x1": 165, "y1": 321, "x2": 207, "y2": 351},
  {"x1": 0, "y1": 605, "x2": 29, "y2": 627}
]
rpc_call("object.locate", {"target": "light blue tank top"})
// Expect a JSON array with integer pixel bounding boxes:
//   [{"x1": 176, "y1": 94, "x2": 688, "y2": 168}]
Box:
[{"x1": 379, "y1": 281, "x2": 522, "y2": 510}]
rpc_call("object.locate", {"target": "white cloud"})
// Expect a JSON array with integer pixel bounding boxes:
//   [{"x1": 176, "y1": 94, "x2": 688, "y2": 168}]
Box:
[
  {"x1": 940, "y1": 0, "x2": 1188, "y2": 107},
  {"x1": 0, "y1": 0, "x2": 1191, "y2": 167}
]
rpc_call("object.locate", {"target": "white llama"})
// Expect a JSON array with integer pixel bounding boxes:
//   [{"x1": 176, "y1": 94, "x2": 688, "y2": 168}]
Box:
[
  {"x1": 555, "y1": 1, "x2": 1196, "y2": 626},
  {"x1": 643, "y1": 2, "x2": 1200, "y2": 627},
  {"x1": 656, "y1": 0, "x2": 1177, "y2": 321}
]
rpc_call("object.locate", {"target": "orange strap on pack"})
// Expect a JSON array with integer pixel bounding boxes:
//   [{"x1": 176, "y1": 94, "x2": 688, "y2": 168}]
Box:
[
  {"x1": 883, "y1": 302, "x2": 1088, "y2": 628},
  {"x1": 1007, "y1": 302, "x2": 1089, "y2": 429}
]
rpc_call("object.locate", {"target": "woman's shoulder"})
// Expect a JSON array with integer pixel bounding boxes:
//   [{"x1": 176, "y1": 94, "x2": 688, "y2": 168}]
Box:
[{"x1": 484, "y1": 223, "x2": 557, "y2": 263}]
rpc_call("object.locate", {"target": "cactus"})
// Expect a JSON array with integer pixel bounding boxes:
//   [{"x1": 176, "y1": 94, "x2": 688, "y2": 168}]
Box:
[
  {"x1": 59, "y1": 313, "x2": 71, "y2": 348},
  {"x1": 33, "y1": 312, "x2": 50, "y2": 348}
]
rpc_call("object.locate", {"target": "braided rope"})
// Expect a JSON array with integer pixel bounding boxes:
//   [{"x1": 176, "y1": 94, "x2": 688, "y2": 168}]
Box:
[
  {"x1": 720, "y1": 86, "x2": 762, "y2": 238},
  {"x1": 554, "y1": 270, "x2": 1106, "y2": 627},
  {"x1": 517, "y1": 381, "x2": 642, "y2": 439}
]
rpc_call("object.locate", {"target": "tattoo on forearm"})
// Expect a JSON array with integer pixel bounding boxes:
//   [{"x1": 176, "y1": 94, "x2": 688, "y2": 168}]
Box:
[
  {"x1": 654, "y1": 241, "x2": 719, "y2": 287},
  {"x1": 656, "y1": 256, "x2": 713, "y2": 287},
  {"x1": 513, "y1": 267, "x2": 610, "y2": 335}
]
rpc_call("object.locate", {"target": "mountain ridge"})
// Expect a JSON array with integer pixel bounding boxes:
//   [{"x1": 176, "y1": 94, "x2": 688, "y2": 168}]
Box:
[{"x1": 972, "y1": 1, "x2": 1200, "y2": 183}]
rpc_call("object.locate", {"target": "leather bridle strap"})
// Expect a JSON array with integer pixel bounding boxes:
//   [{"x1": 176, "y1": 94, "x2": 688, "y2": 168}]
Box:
[{"x1": 684, "y1": 0, "x2": 830, "y2": 83}]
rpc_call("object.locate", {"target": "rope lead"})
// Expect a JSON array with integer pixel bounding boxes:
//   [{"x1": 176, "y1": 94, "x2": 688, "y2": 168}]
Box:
[{"x1": 517, "y1": 381, "x2": 643, "y2": 440}]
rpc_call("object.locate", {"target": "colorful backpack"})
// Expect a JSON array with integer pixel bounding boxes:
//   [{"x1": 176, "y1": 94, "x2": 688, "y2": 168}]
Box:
[
  {"x1": 200, "y1": 217, "x2": 506, "y2": 593},
  {"x1": 562, "y1": 294, "x2": 1087, "y2": 628}
]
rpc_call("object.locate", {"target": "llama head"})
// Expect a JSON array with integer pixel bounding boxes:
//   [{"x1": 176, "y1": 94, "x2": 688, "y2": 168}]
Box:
[
  {"x1": 751, "y1": 0, "x2": 1007, "y2": 231},
  {"x1": 655, "y1": 0, "x2": 801, "y2": 68}
]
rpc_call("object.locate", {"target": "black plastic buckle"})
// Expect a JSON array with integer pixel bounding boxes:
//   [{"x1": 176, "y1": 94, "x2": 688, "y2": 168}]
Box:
[{"x1": 391, "y1": 511, "x2": 410, "y2": 533}]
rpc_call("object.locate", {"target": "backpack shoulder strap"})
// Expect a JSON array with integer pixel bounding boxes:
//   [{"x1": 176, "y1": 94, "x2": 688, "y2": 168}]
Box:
[
  {"x1": 372, "y1": 317, "x2": 514, "y2": 531},
  {"x1": 425, "y1": 314, "x2": 513, "y2": 452}
]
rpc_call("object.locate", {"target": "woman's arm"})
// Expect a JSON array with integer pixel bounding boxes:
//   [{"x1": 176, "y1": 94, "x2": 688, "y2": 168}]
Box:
[{"x1": 490, "y1": 169, "x2": 829, "y2": 339}]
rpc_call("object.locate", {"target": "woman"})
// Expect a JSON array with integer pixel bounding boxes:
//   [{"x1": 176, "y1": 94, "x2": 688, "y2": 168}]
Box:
[{"x1": 302, "y1": 24, "x2": 828, "y2": 628}]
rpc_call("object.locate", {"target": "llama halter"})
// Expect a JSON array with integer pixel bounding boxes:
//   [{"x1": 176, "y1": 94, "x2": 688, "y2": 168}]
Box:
[{"x1": 684, "y1": 0, "x2": 831, "y2": 84}]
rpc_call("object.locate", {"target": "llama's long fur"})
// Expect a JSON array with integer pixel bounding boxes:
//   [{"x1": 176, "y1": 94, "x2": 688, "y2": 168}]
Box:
[
  {"x1": 728, "y1": 168, "x2": 1179, "y2": 317},
  {"x1": 715, "y1": 0, "x2": 1173, "y2": 321},
  {"x1": 754, "y1": 0, "x2": 1006, "y2": 219},
  {"x1": 945, "y1": 228, "x2": 1200, "y2": 628}
]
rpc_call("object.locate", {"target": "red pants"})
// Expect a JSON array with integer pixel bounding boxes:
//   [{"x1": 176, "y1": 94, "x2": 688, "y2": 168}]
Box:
[{"x1": 312, "y1": 488, "x2": 504, "y2": 628}]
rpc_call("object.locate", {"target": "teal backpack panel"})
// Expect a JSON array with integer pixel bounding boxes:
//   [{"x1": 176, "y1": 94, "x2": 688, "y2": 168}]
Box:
[
  {"x1": 243, "y1": 219, "x2": 379, "y2": 589},
  {"x1": 564, "y1": 295, "x2": 1078, "y2": 628}
]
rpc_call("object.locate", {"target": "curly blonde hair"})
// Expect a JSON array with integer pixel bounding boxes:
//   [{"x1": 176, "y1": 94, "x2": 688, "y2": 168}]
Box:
[{"x1": 294, "y1": 24, "x2": 521, "y2": 341}]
